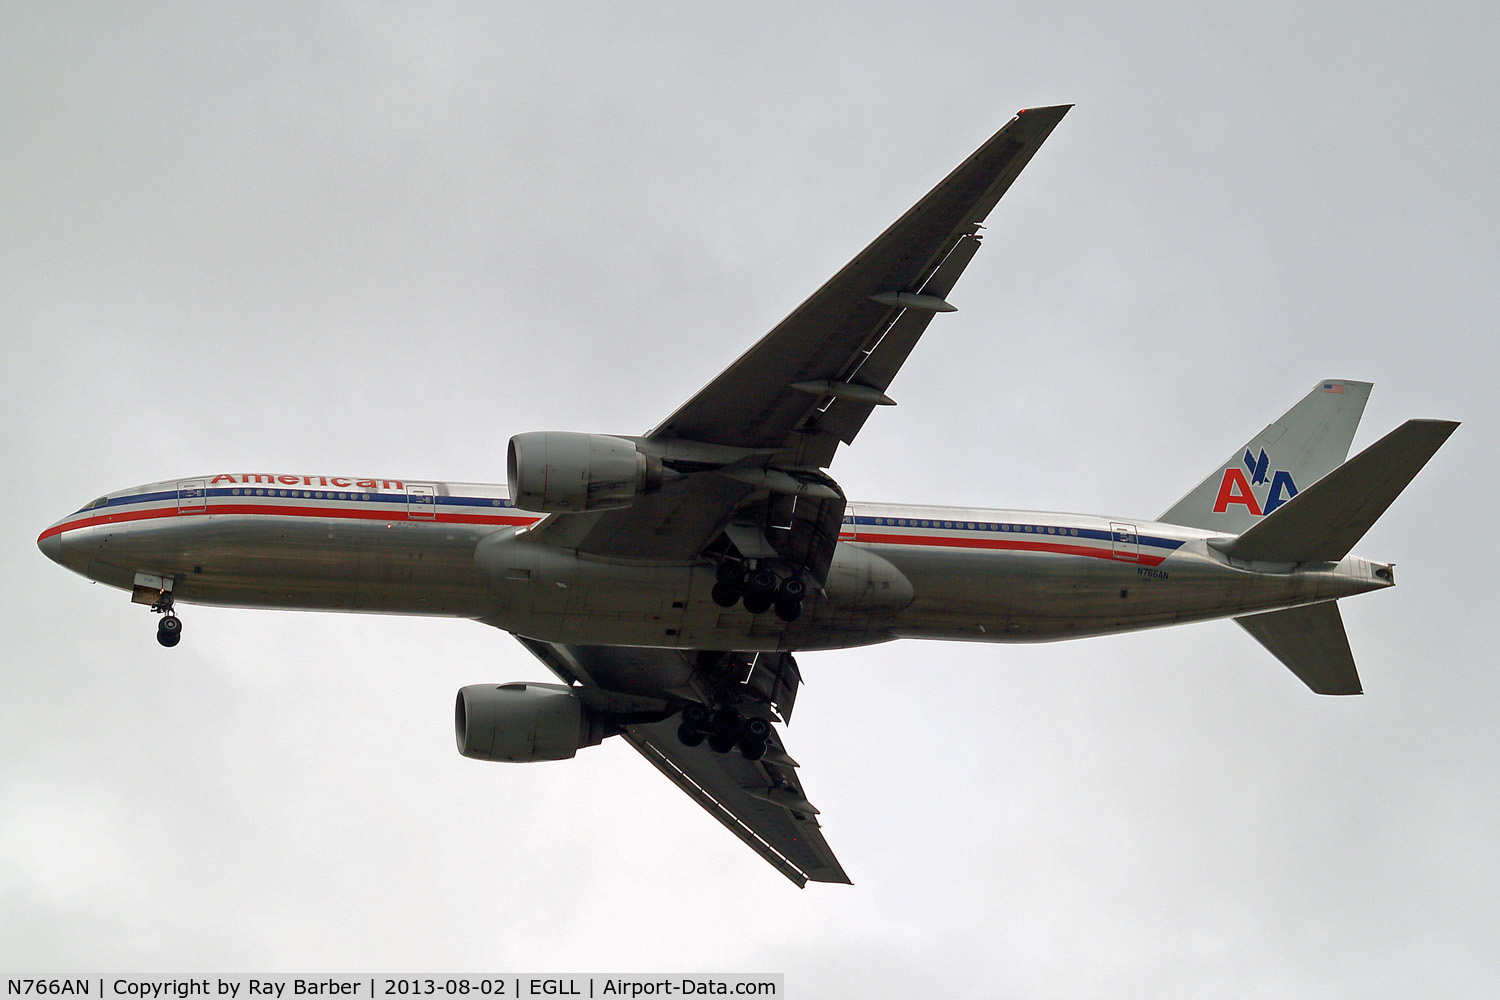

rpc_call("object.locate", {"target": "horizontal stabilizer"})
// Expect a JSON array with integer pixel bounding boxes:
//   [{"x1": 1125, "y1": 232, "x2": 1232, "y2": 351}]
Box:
[
  {"x1": 1218, "y1": 419, "x2": 1459, "y2": 563},
  {"x1": 1236, "y1": 601, "x2": 1362, "y2": 695}
]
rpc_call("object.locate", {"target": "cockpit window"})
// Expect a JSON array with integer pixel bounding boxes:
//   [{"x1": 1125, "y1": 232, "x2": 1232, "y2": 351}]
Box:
[{"x1": 82, "y1": 496, "x2": 108, "y2": 511}]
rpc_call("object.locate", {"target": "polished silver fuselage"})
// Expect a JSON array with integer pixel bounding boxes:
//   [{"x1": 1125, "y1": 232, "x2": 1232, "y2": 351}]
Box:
[{"x1": 38, "y1": 474, "x2": 1392, "y2": 652}]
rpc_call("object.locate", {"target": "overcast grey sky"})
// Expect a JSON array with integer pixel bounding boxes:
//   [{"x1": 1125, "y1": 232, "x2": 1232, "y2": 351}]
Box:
[{"x1": 3, "y1": 2, "x2": 1496, "y2": 995}]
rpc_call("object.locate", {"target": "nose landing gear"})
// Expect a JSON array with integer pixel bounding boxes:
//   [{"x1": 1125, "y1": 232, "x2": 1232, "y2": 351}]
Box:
[{"x1": 149, "y1": 591, "x2": 182, "y2": 647}]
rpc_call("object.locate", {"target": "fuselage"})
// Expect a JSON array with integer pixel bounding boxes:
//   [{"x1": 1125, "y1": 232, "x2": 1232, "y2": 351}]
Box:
[{"x1": 37, "y1": 472, "x2": 1394, "y2": 653}]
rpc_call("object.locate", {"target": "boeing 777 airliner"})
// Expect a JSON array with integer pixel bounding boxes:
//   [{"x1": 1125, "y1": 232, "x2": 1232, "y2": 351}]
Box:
[{"x1": 38, "y1": 106, "x2": 1457, "y2": 886}]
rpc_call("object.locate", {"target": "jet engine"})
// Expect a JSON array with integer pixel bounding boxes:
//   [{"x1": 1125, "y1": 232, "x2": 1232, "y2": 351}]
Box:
[
  {"x1": 455, "y1": 682, "x2": 606, "y2": 762},
  {"x1": 507, "y1": 432, "x2": 663, "y2": 512}
]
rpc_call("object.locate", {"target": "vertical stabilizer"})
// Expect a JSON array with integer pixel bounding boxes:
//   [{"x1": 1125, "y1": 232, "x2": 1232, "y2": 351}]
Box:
[{"x1": 1160, "y1": 380, "x2": 1371, "y2": 533}]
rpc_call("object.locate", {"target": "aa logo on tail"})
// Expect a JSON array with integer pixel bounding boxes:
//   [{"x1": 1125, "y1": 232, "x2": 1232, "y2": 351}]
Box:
[{"x1": 1213, "y1": 448, "x2": 1298, "y2": 516}]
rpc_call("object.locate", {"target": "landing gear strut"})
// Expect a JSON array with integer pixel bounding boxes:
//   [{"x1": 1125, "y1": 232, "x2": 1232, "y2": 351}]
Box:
[
  {"x1": 676, "y1": 704, "x2": 770, "y2": 761},
  {"x1": 150, "y1": 591, "x2": 182, "y2": 648}
]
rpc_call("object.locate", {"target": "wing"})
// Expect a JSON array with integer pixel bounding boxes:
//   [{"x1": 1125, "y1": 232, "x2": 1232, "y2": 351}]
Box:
[
  {"x1": 623, "y1": 716, "x2": 849, "y2": 886},
  {"x1": 651, "y1": 104, "x2": 1072, "y2": 460},
  {"x1": 529, "y1": 106, "x2": 1071, "y2": 577},
  {"x1": 515, "y1": 637, "x2": 846, "y2": 886}
]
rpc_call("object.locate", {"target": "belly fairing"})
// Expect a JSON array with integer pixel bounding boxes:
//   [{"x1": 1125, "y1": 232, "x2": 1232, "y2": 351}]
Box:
[{"x1": 473, "y1": 531, "x2": 913, "y2": 651}]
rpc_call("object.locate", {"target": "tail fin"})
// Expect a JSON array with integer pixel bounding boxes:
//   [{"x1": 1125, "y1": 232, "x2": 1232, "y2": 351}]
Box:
[
  {"x1": 1236, "y1": 602, "x2": 1362, "y2": 695},
  {"x1": 1160, "y1": 380, "x2": 1372, "y2": 533},
  {"x1": 1228, "y1": 417, "x2": 1458, "y2": 697},
  {"x1": 1216, "y1": 419, "x2": 1459, "y2": 563}
]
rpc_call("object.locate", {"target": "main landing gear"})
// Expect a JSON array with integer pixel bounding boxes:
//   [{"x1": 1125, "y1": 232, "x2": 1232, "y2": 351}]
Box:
[
  {"x1": 150, "y1": 592, "x2": 182, "y2": 648},
  {"x1": 676, "y1": 703, "x2": 771, "y2": 761},
  {"x1": 710, "y1": 559, "x2": 807, "y2": 622}
]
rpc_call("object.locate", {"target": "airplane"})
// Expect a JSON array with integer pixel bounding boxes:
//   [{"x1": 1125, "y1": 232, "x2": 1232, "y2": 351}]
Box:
[{"x1": 37, "y1": 105, "x2": 1458, "y2": 887}]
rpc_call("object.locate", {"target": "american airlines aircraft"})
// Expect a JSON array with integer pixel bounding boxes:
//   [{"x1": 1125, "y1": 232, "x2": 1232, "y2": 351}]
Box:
[{"x1": 37, "y1": 106, "x2": 1457, "y2": 886}]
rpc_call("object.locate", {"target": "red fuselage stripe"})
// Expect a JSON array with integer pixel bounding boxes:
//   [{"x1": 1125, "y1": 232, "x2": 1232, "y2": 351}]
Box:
[
  {"x1": 42, "y1": 505, "x2": 1173, "y2": 567},
  {"x1": 37, "y1": 504, "x2": 536, "y2": 540},
  {"x1": 853, "y1": 530, "x2": 1168, "y2": 566}
]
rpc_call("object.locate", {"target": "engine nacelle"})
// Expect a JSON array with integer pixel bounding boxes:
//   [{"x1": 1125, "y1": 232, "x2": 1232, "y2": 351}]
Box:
[
  {"x1": 455, "y1": 682, "x2": 605, "y2": 763},
  {"x1": 507, "y1": 431, "x2": 663, "y2": 513}
]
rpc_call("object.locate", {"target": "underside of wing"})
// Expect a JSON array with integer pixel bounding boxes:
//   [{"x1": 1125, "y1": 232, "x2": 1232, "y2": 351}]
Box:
[
  {"x1": 529, "y1": 106, "x2": 1070, "y2": 577},
  {"x1": 513, "y1": 637, "x2": 841, "y2": 885},
  {"x1": 624, "y1": 717, "x2": 849, "y2": 886},
  {"x1": 651, "y1": 105, "x2": 1070, "y2": 464}
]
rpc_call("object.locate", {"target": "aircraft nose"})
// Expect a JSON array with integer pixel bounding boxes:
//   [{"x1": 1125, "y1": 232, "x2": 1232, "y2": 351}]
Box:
[{"x1": 38, "y1": 529, "x2": 63, "y2": 566}]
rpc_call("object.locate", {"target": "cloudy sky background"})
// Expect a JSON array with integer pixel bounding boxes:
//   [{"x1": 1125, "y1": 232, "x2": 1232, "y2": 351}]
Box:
[{"x1": 3, "y1": 2, "x2": 1496, "y2": 994}]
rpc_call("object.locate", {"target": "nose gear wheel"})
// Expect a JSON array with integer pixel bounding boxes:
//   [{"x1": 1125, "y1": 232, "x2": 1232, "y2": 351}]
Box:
[
  {"x1": 148, "y1": 589, "x2": 182, "y2": 647},
  {"x1": 156, "y1": 615, "x2": 182, "y2": 647}
]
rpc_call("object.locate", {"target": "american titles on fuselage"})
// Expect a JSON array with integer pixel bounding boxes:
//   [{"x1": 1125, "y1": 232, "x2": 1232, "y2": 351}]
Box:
[{"x1": 206, "y1": 473, "x2": 407, "y2": 490}]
